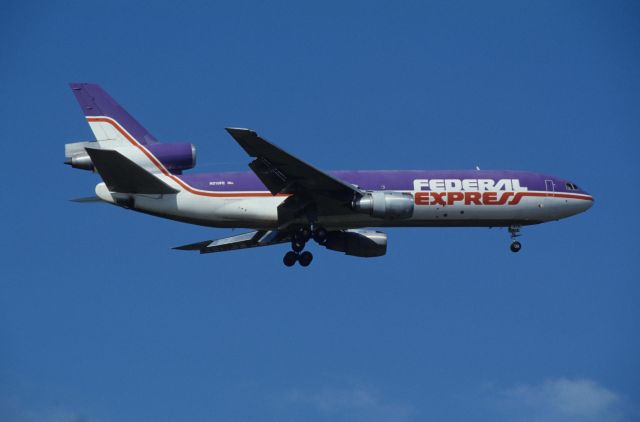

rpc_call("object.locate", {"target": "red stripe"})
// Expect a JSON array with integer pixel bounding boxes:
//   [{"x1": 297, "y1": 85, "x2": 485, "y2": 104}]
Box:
[
  {"x1": 87, "y1": 117, "x2": 285, "y2": 198},
  {"x1": 521, "y1": 192, "x2": 593, "y2": 201},
  {"x1": 87, "y1": 117, "x2": 594, "y2": 203}
]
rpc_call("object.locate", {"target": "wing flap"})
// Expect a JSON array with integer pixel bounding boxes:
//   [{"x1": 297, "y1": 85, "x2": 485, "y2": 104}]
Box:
[
  {"x1": 225, "y1": 128, "x2": 362, "y2": 202},
  {"x1": 173, "y1": 230, "x2": 288, "y2": 254}
]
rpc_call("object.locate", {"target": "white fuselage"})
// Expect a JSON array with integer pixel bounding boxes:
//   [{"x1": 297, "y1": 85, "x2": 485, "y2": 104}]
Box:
[{"x1": 96, "y1": 183, "x2": 593, "y2": 230}]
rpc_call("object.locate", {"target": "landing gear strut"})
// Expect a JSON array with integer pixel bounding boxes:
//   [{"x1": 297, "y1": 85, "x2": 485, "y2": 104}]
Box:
[
  {"x1": 509, "y1": 225, "x2": 522, "y2": 253},
  {"x1": 291, "y1": 226, "x2": 308, "y2": 256},
  {"x1": 292, "y1": 240, "x2": 305, "y2": 252}
]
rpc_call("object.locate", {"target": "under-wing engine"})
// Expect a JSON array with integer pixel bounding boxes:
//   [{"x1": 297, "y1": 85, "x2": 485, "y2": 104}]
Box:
[
  {"x1": 352, "y1": 191, "x2": 414, "y2": 219},
  {"x1": 324, "y1": 229, "x2": 387, "y2": 257}
]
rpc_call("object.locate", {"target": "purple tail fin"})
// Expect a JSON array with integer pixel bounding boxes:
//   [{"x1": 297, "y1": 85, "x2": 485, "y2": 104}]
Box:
[{"x1": 69, "y1": 83, "x2": 158, "y2": 145}]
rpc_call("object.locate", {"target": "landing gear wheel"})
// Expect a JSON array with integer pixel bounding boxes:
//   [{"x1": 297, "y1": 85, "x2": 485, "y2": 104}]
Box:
[
  {"x1": 312, "y1": 227, "x2": 328, "y2": 245},
  {"x1": 283, "y1": 251, "x2": 298, "y2": 267},
  {"x1": 292, "y1": 240, "x2": 305, "y2": 253},
  {"x1": 298, "y1": 251, "x2": 313, "y2": 267},
  {"x1": 508, "y1": 225, "x2": 522, "y2": 253}
]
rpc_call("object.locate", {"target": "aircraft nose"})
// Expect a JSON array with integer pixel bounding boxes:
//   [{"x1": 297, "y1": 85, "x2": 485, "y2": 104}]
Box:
[{"x1": 580, "y1": 190, "x2": 594, "y2": 212}]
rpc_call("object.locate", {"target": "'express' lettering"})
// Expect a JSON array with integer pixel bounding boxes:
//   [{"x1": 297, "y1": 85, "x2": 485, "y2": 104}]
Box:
[{"x1": 414, "y1": 191, "x2": 525, "y2": 206}]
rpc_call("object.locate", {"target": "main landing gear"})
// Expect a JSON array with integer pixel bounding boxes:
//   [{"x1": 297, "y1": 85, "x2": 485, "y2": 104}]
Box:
[
  {"x1": 282, "y1": 226, "x2": 327, "y2": 267},
  {"x1": 283, "y1": 250, "x2": 313, "y2": 267},
  {"x1": 509, "y1": 225, "x2": 522, "y2": 253}
]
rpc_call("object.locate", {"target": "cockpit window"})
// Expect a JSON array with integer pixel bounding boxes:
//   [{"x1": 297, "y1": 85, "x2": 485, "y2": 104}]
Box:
[{"x1": 565, "y1": 182, "x2": 579, "y2": 191}]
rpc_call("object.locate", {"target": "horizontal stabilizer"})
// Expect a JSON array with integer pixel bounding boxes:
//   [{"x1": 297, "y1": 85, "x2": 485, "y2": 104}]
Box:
[
  {"x1": 85, "y1": 148, "x2": 178, "y2": 194},
  {"x1": 69, "y1": 196, "x2": 103, "y2": 203},
  {"x1": 174, "y1": 230, "x2": 288, "y2": 254}
]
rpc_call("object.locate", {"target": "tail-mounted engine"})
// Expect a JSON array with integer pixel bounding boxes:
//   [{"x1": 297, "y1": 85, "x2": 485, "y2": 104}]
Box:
[
  {"x1": 65, "y1": 142, "x2": 197, "y2": 173},
  {"x1": 352, "y1": 191, "x2": 414, "y2": 219}
]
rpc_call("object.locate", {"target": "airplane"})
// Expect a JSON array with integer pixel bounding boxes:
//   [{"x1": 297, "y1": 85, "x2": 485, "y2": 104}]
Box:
[{"x1": 65, "y1": 83, "x2": 594, "y2": 267}]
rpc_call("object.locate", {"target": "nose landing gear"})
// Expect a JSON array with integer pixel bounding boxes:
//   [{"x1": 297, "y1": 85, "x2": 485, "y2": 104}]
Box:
[{"x1": 508, "y1": 225, "x2": 522, "y2": 253}]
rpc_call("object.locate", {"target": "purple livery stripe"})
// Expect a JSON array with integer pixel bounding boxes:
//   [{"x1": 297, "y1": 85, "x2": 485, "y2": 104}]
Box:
[{"x1": 85, "y1": 116, "x2": 593, "y2": 202}]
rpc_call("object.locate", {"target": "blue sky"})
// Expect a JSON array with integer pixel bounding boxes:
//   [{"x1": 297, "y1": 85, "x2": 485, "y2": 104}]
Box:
[{"x1": 1, "y1": 1, "x2": 639, "y2": 421}]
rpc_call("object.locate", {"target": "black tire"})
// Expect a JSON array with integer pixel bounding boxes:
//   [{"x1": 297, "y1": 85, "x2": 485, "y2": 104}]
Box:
[
  {"x1": 312, "y1": 227, "x2": 328, "y2": 244},
  {"x1": 510, "y1": 241, "x2": 522, "y2": 253},
  {"x1": 283, "y1": 251, "x2": 298, "y2": 267},
  {"x1": 298, "y1": 251, "x2": 313, "y2": 267}
]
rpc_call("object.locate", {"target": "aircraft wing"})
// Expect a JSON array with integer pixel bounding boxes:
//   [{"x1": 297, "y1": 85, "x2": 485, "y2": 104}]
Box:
[
  {"x1": 225, "y1": 128, "x2": 363, "y2": 203},
  {"x1": 173, "y1": 230, "x2": 288, "y2": 254}
]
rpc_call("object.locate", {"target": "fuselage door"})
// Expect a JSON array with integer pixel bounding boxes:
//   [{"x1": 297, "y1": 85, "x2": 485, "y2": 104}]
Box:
[
  {"x1": 544, "y1": 179, "x2": 555, "y2": 210},
  {"x1": 545, "y1": 179, "x2": 555, "y2": 196}
]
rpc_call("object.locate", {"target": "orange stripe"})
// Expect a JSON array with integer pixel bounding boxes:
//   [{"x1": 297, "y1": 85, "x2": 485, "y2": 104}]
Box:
[
  {"x1": 87, "y1": 117, "x2": 286, "y2": 198},
  {"x1": 521, "y1": 191, "x2": 593, "y2": 201},
  {"x1": 87, "y1": 117, "x2": 594, "y2": 202}
]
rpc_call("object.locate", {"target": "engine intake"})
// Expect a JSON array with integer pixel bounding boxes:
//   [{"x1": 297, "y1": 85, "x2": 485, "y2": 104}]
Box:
[
  {"x1": 324, "y1": 229, "x2": 387, "y2": 257},
  {"x1": 353, "y1": 191, "x2": 414, "y2": 219}
]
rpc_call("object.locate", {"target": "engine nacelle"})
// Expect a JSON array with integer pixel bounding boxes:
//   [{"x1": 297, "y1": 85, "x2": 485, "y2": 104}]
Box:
[
  {"x1": 352, "y1": 191, "x2": 414, "y2": 219},
  {"x1": 146, "y1": 143, "x2": 196, "y2": 172},
  {"x1": 64, "y1": 141, "x2": 95, "y2": 170},
  {"x1": 324, "y1": 229, "x2": 387, "y2": 257},
  {"x1": 64, "y1": 142, "x2": 196, "y2": 173}
]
